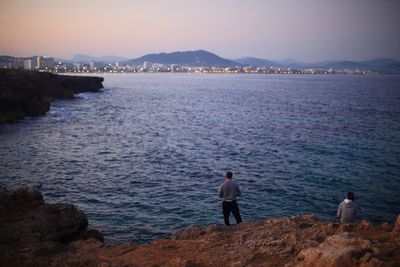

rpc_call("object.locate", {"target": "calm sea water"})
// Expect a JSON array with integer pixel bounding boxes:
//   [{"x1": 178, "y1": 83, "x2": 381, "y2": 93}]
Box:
[{"x1": 1, "y1": 74, "x2": 400, "y2": 243}]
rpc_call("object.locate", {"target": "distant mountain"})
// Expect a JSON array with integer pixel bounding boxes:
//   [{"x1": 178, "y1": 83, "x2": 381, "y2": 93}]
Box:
[
  {"x1": 236, "y1": 56, "x2": 400, "y2": 72},
  {"x1": 274, "y1": 58, "x2": 310, "y2": 68},
  {"x1": 360, "y1": 58, "x2": 400, "y2": 71},
  {"x1": 2, "y1": 53, "x2": 400, "y2": 72},
  {"x1": 125, "y1": 50, "x2": 240, "y2": 67},
  {"x1": 54, "y1": 57, "x2": 72, "y2": 63},
  {"x1": 71, "y1": 54, "x2": 129, "y2": 63},
  {"x1": 315, "y1": 58, "x2": 400, "y2": 71},
  {"x1": 235, "y1": 57, "x2": 280, "y2": 67},
  {"x1": 0, "y1": 55, "x2": 16, "y2": 63},
  {"x1": 361, "y1": 58, "x2": 400, "y2": 67},
  {"x1": 235, "y1": 57, "x2": 310, "y2": 68},
  {"x1": 317, "y1": 60, "x2": 365, "y2": 70}
]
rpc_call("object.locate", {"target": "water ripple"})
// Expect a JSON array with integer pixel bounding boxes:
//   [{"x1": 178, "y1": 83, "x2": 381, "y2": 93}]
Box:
[{"x1": 1, "y1": 74, "x2": 400, "y2": 243}]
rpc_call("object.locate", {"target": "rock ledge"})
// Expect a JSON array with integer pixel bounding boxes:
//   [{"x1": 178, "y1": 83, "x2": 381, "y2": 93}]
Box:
[
  {"x1": 0, "y1": 69, "x2": 104, "y2": 123},
  {"x1": 1, "y1": 185, "x2": 399, "y2": 267}
]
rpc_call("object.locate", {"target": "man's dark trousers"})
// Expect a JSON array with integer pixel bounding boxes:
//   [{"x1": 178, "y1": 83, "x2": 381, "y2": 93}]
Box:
[{"x1": 222, "y1": 200, "x2": 242, "y2": 226}]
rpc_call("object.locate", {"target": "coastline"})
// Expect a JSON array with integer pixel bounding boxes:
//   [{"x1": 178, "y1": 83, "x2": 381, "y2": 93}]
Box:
[
  {"x1": 0, "y1": 69, "x2": 104, "y2": 123},
  {"x1": 1, "y1": 185, "x2": 399, "y2": 267},
  {"x1": 1, "y1": 72, "x2": 399, "y2": 266}
]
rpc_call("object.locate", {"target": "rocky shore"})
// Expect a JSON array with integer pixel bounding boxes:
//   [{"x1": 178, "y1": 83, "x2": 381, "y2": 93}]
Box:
[
  {"x1": 0, "y1": 185, "x2": 399, "y2": 267},
  {"x1": 0, "y1": 69, "x2": 104, "y2": 123}
]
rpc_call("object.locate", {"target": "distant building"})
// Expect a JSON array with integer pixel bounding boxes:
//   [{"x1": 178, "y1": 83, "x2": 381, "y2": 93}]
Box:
[
  {"x1": 0, "y1": 63, "x2": 10, "y2": 69},
  {"x1": 10, "y1": 58, "x2": 24, "y2": 69},
  {"x1": 73, "y1": 63, "x2": 81, "y2": 71},
  {"x1": 170, "y1": 64, "x2": 177, "y2": 72},
  {"x1": 89, "y1": 61, "x2": 95, "y2": 71},
  {"x1": 36, "y1": 57, "x2": 40, "y2": 69},
  {"x1": 143, "y1": 61, "x2": 151, "y2": 71},
  {"x1": 152, "y1": 63, "x2": 167, "y2": 72},
  {"x1": 243, "y1": 66, "x2": 257, "y2": 73},
  {"x1": 36, "y1": 56, "x2": 54, "y2": 69},
  {"x1": 23, "y1": 59, "x2": 33, "y2": 70}
]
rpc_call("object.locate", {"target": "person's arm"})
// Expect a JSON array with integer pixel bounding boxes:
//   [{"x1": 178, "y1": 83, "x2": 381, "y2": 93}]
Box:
[
  {"x1": 235, "y1": 183, "x2": 241, "y2": 197},
  {"x1": 218, "y1": 184, "x2": 224, "y2": 198},
  {"x1": 337, "y1": 203, "x2": 342, "y2": 217}
]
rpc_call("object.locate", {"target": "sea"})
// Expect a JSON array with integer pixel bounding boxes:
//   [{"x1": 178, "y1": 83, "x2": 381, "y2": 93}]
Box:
[{"x1": 1, "y1": 73, "x2": 400, "y2": 243}]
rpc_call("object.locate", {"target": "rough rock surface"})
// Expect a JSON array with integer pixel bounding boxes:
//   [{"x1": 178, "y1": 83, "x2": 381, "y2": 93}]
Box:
[
  {"x1": 293, "y1": 233, "x2": 378, "y2": 267},
  {"x1": 0, "y1": 69, "x2": 104, "y2": 123},
  {"x1": 0, "y1": 185, "x2": 103, "y2": 267},
  {"x1": 1, "y1": 185, "x2": 399, "y2": 267}
]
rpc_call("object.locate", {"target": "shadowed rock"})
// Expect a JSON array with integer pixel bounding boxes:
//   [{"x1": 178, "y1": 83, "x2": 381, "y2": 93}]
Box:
[
  {"x1": 0, "y1": 185, "x2": 398, "y2": 267},
  {"x1": 394, "y1": 215, "x2": 400, "y2": 233},
  {"x1": 0, "y1": 185, "x2": 103, "y2": 266},
  {"x1": 0, "y1": 69, "x2": 104, "y2": 123}
]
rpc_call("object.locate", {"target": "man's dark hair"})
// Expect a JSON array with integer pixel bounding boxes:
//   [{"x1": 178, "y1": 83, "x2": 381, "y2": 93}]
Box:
[
  {"x1": 226, "y1": 171, "x2": 233, "y2": 179},
  {"x1": 347, "y1": 192, "x2": 355, "y2": 201}
]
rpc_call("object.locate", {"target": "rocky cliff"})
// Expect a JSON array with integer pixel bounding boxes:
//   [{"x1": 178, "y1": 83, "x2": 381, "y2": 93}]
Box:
[
  {"x1": 0, "y1": 185, "x2": 399, "y2": 267},
  {"x1": 0, "y1": 70, "x2": 104, "y2": 123}
]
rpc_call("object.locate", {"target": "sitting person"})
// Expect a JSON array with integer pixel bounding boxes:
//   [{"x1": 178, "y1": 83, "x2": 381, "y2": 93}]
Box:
[{"x1": 337, "y1": 192, "x2": 360, "y2": 223}]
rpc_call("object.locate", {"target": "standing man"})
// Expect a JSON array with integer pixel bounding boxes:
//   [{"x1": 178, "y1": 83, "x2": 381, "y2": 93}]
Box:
[
  {"x1": 337, "y1": 192, "x2": 361, "y2": 223},
  {"x1": 218, "y1": 171, "x2": 242, "y2": 226}
]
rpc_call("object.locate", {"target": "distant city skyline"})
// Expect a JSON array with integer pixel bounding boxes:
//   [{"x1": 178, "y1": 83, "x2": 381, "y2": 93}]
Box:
[{"x1": 1, "y1": 0, "x2": 399, "y2": 62}]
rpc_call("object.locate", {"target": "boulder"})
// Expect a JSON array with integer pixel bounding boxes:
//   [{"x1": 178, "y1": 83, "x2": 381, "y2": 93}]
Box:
[
  {"x1": 43, "y1": 203, "x2": 89, "y2": 242},
  {"x1": 0, "y1": 185, "x2": 103, "y2": 266},
  {"x1": 293, "y1": 233, "x2": 384, "y2": 267},
  {"x1": 358, "y1": 220, "x2": 374, "y2": 231},
  {"x1": 9, "y1": 186, "x2": 44, "y2": 209},
  {"x1": 394, "y1": 215, "x2": 400, "y2": 233},
  {"x1": 172, "y1": 224, "x2": 205, "y2": 240}
]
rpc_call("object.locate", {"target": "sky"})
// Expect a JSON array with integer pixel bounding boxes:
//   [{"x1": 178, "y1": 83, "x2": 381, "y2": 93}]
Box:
[{"x1": 1, "y1": 0, "x2": 399, "y2": 62}]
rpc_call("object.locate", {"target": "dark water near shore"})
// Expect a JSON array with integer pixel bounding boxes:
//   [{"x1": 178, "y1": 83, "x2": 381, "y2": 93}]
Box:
[{"x1": 1, "y1": 74, "x2": 400, "y2": 243}]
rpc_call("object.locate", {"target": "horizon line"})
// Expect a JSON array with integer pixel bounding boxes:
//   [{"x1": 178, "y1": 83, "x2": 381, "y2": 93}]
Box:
[{"x1": 1, "y1": 49, "x2": 400, "y2": 64}]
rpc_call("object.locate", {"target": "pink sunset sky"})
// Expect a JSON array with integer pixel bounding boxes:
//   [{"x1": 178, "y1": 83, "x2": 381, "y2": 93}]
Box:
[{"x1": 1, "y1": 0, "x2": 399, "y2": 62}]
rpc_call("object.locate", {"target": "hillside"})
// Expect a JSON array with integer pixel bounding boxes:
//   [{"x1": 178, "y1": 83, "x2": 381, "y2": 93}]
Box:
[
  {"x1": 236, "y1": 56, "x2": 400, "y2": 72},
  {"x1": 125, "y1": 50, "x2": 240, "y2": 67},
  {"x1": 235, "y1": 57, "x2": 281, "y2": 67},
  {"x1": 71, "y1": 54, "x2": 129, "y2": 63}
]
